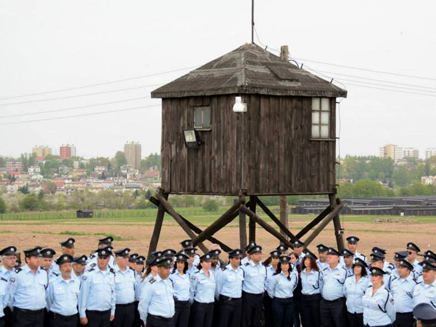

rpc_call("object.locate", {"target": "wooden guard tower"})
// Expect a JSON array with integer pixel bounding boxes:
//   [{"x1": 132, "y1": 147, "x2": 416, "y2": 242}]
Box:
[{"x1": 147, "y1": 43, "x2": 347, "y2": 257}]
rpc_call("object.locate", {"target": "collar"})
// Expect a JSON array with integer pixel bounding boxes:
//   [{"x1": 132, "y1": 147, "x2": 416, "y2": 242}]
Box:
[
  {"x1": 249, "y1": 260, "x2": 262, "y2": 267},
  {"x1": 24, "y1": 265, "x2": 40, "y2": 274},
  {"x1": 303, "y1": 268, "x2": 315, "y2": 274},
  {"x1": 226, "y1": 264, "x2": 240, "y2": 271},
  {"x1": 328, "y1": 264, "x2": 340, "y2": 271}
]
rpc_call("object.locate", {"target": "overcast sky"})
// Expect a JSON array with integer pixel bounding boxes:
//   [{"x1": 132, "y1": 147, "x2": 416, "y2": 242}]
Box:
[{"x1": 0, "y1": 0, "x2": 435, "y2": 159}]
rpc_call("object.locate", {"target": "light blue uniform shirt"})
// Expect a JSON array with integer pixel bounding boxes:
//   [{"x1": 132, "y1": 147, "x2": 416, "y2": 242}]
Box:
[
  {"x1": 169, "y1": 271, "x2": 190, "y2": 302},
  {"x1": 215, "y1": 264, "x2": 244, "y2": 299},
  {"x1": 383, "y1": 261, "x2": 395, "y2": 274},
  {"x1": 321, "y1": 265, "x2": 347, "y2": 301},
  {"x1": 0, "y1": 266, "x2": 13, "y2": 282},
  {"x1": 114, "y1": 267, "x2": 136, "y2": 304},
  {"x1": 343, "y1": 275, "x2": 369, "y2": 314},
  {"x1": 390, "y1": 273, "x2": 416, "y2": 313},
  {"x1": 301, "y1": 269, "x2": 323, "y2": 295},
  {"x1": 362, "y1": 286, "x2": 395, "y2": 326},
  {"x1": 86, "y1": 253, "x2": 116, "y2": 270},
  {"x1": 265, "y1": 265, "x2": 276, "y2": 292},
  {"x1": 411, "y1": 259, "x2": 423, "y2": 275},
  {"x1": 78, "y1": 267, "x2": 116, "y2": 318},
  {"x1": 267, "y1": 271, "x2": 298, "y2": 299},
  {"x1": 190, "y1": 269, "x2": 215, "y2": 303},
  {"x1": 369, "y1": 269, "x2": 395, "y2": 291},
  {"x1": 241, "y1": 261, "x2": 266, "y2": 295},
  {"x1": 8, "y1": 265, "x2": 48, "y2": 310},
  {"x1": 0, "y1": 278, "x2": 8, "y2": 318},
  {"x1": 46, "y1": 276, "x2": 80, "y2": 316},
  {"x1": 316, "y1": 260, "x2": 328, "y2": 271},
  {"x1": 138, "y1": 274, "x2": 175, "y2": 323},
  {"x1": 413, "y1": 278, "x2": 436, "y2": 307}
]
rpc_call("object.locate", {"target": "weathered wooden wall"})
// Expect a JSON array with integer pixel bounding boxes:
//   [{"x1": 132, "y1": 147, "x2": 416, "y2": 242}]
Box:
[{"x1": 161, "y1": 94, "x2": 336, "y2": 196}]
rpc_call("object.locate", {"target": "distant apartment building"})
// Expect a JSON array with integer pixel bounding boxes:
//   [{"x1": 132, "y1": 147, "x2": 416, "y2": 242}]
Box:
[
  {"x1": 403, "y1": 147, "x2": 419, "y2": 159},
  {"x1": 60, "y1": 144, "x2": 77, "y2": 160},
  {"x1": 422, "y1": 176, "x2": 436, "y2": 186},
  {"x1": 32, "y1": 146, "x2": 52, "y2": 158},
  {"x1": 124, "y1": 142, "x2": 142, "y2": 170},
  {"x1": 426, "y1": 148, "x2": 436, "y2": 159},
  {"x1": 6, "y1": 161, "x2": 23, "y2": 172},
  {"x1": 379, "y1": 144, "x2": 403, "y2": 162}
]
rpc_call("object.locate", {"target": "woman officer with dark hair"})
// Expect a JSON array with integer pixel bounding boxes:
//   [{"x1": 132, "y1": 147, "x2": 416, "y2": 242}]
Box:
[{"x1": 169, "y1": 253, "x2": 191, "y2": 327}]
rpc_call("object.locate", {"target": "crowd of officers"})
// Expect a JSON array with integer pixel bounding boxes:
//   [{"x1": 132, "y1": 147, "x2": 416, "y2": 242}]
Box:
[{"x1": 1, "y1": 236, "x2": 436, "y2": 327}]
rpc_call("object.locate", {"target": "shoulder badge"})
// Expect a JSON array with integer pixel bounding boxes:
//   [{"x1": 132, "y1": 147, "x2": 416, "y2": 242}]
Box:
[
  {"x1": 110, "y1": 268, "x2": 115, "y2": 274},
  {"x1": 244, "y1": 263, "x2": 249, "y2": 266},
  {"x1": 15, "y1": 267, "x2": 22, "y2": 273},
  {"x1": 88, "y1": 268, "x2": 95, "y2": 272},
  {"x1": 149, "y1": 277, "x2": 155, "y2": 284},
  {"x1": 1, "y1": 277, "x2": 7, "y2": 282},
  {"x1": 52, "y1": 272, "x2": 59, "y2": 277},
  {"x1": 90, "y1": 263, "x2": 96, "y2": 268},
  {"x1": 9, "y1": 277, "x2": 16, "y2": 284}
]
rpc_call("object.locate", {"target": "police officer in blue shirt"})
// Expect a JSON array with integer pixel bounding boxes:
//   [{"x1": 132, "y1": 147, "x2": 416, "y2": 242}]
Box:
[
  {"x1": 169, "y1": 253, "x2": 191, "y2": 327},
  {"x1": 8, "y1": 246, "x2": 47, "y2": 327},
  {"x1": 372, "y1": 247, "x2": 395, "y2": 274},
  {"x1": 79, "y1": 247, "x2": 116, "y2": 327},
  {"x1": 241, "y1": 245, "x2": 266, "y2": 327},
  {"x1": 316, "y1": 244, "x2": 329, "y2": 271},
  {"x1": 181, "y1": 239, "x2": 200, "y2": 267},
  {"x1": 51, "y1": 238, "x2": 75, "y2": 276},
  {"x1": 370, "y1": 252, "x2": 395, "y2": 291},
  {"x1": 138, "y1": 256, "x2": 175, "y2": 327},
  {"x1": 264, "y1": 250, "x2": 281, "y2": 327},
  {"x1": 113, "y1": 248, "x2": 136, "y2": 327},
  {"x1": 40, "y1": 248, "x2": 57, "y2": 281},
  {"x1": 320, "y1": 247, "x2": 347, "y2": 327},
  {"x1": 341, "y1": 249, "x2": 355, "y2": 278},
  {"x1": 407, "y1": 242, "x2": 423, "y2": 276},
  {"x1": 346, "y1": 236, "x2": 367, "y2": 263},
  {"x1": 72, "y1": 255, "x2": 87, "y2": 280},
  {"x1": 0, "y1": 274, "x2": 8, "y2": 327},
  {"x1": 215, "y1": 249, "x2": 244, "y2": 327},
  {"x1": 390, "y1": 259, "x2": 417, "y2": 327},
  {"x1": 413, "y1": 260, "x2": 436, "y2": 308},
  {"x1": 46, "y1": 254, "x2": 80, "y2": 327},
  {"x1": 87, "y1": 237, "x2": 115, "y2": 268},
  {"x1": 0, "y1": 246, "x2": 17, "y2": 327}
]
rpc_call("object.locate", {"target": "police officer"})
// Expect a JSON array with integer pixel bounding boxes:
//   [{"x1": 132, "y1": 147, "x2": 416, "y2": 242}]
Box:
[
  {"x1": 241, "y1": 245, "x2": 266, "y2": 327},
  {"x1": 390, "y1": 259, "x2": 417, "y2": 327},
  {"x1": 40, "y1": 248, "x2": 57, "y2": 280},
  {"x1": 264, "y1": 250, "x2": 281, "y2": 327},
  {"x1": 0, "y1": 274, "x2": 8, "y2": 327},
  {"x1": 183, "y1": 248, "x2": 197, "y2": 276},
  {"x1": 362, "y1": 267, "x2": 395, "y2": 327},
  {"x1": 407, "y1": 242, "x2": 423, "y2": 276},
  {"x1": 241, "y1": 242, "x2": 257, "y2": 266},
  {"x1": 370, "y1": 252, "x2": 395, "y2": 291},
  {"x1": 373, "y1": 247, "x2": 395, "y2": 273},
  {"x1": 341, "y1": 249, "x2": 355, "y2": 278},
  {"x1": 392, "y1": 251, "x2": 408, "y2": 279},
  {"x1": 0, "y1": 246, "x2": 17, "y2": 327},
  {"x1": 292, "y1": 240, "x2": 305, "y2": 265},
  {"x1": 343, "y1": 258, "x2": 369, "y2": 327},
  {"x1": 87, "y1": 237, "x2": 115, "y2": 268},
  {"x1": 413, "y1": 260, "x2": 436, "y2": 308},
  {"x1": 128, "y1": 253, "x2": 138, "y2": 270},
  {"x1": 78, "y1": 247, "x2": 116, "y2": 327},
  {"x1": 413, "y1": 303, "x2": 436, "y2": 327},
  {"x1": 113, "y1": 248, "x2": 136, "y2": 327},
  {"x1": 190, "y1": 253, "x2": 216, "y2": 327},
  {"x1": 51, "y1": 238, "x2": 75, "y2": 275},
  {"x1": 320, "y1": 247, "x2": 347, "y2": 327},
  {"x1": 46, "y1": 254, "x2": 80, "y2": 327},
  {"x1": 346, "y1": 236, "x2": 367, "y2": 263},
  {"x1": 170, "y1": 253, "x2": 191, "y2": 327},
  {"x1": 133, "y1": 255, "x2": 147, "y2": 327},
  {"x1": 72, "y1": 255, "x2": 87, "y2": 279},
  {"x1": 138, "y1": 256, "x2": 175, "y2": 327},
  {"x1": 209, "y1": 249, "x2": 222, "y2": 274},
  {"x1": 181, "y1": 239, "x2": 200, "y2": 267},
  {"x1": 215, "y1": 249, "x2": 244, "y2": 327},
  {"x1": 316, "y1": 244, "x2": 329, "y2": 270},
  {"x1": 8, "y1": 246, "x2": 47, "y2": 327}
]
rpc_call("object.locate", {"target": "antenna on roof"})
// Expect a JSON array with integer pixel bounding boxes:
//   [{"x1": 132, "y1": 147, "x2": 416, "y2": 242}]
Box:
[{"x1": 251, "y1": 0, "x2": 255, "y2": 43}]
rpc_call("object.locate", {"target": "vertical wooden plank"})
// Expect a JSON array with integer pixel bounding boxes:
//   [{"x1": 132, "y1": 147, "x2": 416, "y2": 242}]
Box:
[{"x1": 147, "y1": 193, "x2": 169, "y2": 258}]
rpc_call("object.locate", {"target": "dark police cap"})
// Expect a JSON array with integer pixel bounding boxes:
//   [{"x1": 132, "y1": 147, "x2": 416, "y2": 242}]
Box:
[
  {"x1": 407, "y1": 242, "x2": 420, "y2": 253},
  {"x1": 0, "y1": 246, "x2": 17, "y2": 256},
  {"x1": 175, "y1": 253, "x2": 189, "y2": 262},
  {"x1": 276, "y1": 245, "x2": 288, "y2": 253},
  {"x1": 316, "y1": 244, "x2": 328, "y2": 253},
  {"x1": 303, "y1": 250, "x2": 318, "y2": 261},
  {"x1": 200, "y1": 253, "x2": 212, "y2": 262},
  {"x1": 183, "y1": 248, "x2": 197, "y2": 256},
  {"x1": 372, "y1": 247, "x2": 386, "y2": 255},
  {"x1": 370, "y1": 267, "x2": 386, "y2": 276},
  {"x1": 341, "y1": 249, "x2": 354, "y2": 257},
  {"x1": 56, "y1": 254, "x2": 74, "y2": 266},
  {"x1": 270, "y1": 250, "x2": 281, "y2": 259},
  {"x1": 73, "y1": 255, "x2": 87, "y2": 265},
  {"x1": 420, "y1": 260, "x2": 436, "y2": 272},
  {"x1": 15, "y1": 259, "x2": 21, "y2": 268},
  {"x1": 24, "y1": 246, "x2": 42, "y2": 257},
  {"x1": 247, "y1": 245, "x2": 262, "y2": 255},
  {"x1": 424, "y1": 251, "x2": 436, "y2": 263},
  {"x1": 136, "y1": 256, "x2": 145, "y2": 264},
  {"x1": 228, "y1": 249, "x2": 242, "y2": 258},
  {"x1": 353, "y1": 258, "x2": 368, "y2": 269},
  {"x1": 151, "y1": 251, "x2": 163, "y2": 259},
  {"x1": 413, "y1": 303, "x2": 436, "y2": 324},
  {"x1": 98, "y1": 236, "x2": 114, "y2": 245},
  {"x1": 162, "y1": 249, "x2": 177, "y2": 257},
  {"x1": 209, "y1": 249, "x2": 221, "y2": 258},
  {"x1": 180, "y1": 239, "x2": 193, "y2": 248},
  {"x1": 370, "y1": 252, "x2": 385, "y2": 262},
  {"x1": 279, "y1": 256, "x2": 291, "y2": 264},
  {"x1": 398, "y1": 259, "x2": 414, "y2": 271},
  {"x1": 40, "y1": 248, "x2": 56, "y2": 258},
  {"x1": 245, "y1": 241, "x2": 257, "y2": 251},
  {"x1": 155, "y1": 256, "x2": 173, "y2": 268},
  {"x1": 59, "y1": 238, "x2": 75, "y2": 248},
  {"x1": 115, "y1": 248, "x2": 130, "y2": 258},
  {"x1": 129, "y1": 253, "x2": 139, "y2": 262},
  {"x1": 146, "y1": 257, "x2": 157, "y2": 266},
  {"x1": 346, "y1": 236, "x2": 360, "y2": 244},
  {"x1": 97, "y1": 246, "x2": 112, "y2": 258},
  {"x1": 394, "y1": 251, "x2": 408, "y2": 261},
  {"x1": 327, "y1": 248, "x2": 340, "y2": 256},
  {"x1": 293, "y1": 240, "x2": 305, "y2": 248}
]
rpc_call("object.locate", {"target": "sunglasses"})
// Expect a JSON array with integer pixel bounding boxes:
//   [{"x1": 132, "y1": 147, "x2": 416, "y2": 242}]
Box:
[{"x1": 408, "y1": 251, "x2": 414, "y2": 255}]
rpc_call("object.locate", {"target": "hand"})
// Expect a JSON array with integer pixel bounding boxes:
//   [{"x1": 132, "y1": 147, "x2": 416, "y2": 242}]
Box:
[
  {"x1": 110, "y1": 315, "x2": 115, "y2": 321},
  {"x1": 80, "y1": 317, "x2": 88, "y2": 325}
]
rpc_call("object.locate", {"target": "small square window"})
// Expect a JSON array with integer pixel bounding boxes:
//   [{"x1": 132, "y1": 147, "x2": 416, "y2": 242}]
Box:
[{"x1": 194, "y1": 106, "x2": 211, "y2": 129}]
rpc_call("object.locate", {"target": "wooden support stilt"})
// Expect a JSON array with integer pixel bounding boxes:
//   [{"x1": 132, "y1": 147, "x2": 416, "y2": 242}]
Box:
[
  {"x1": 192, "y1": 198, "x2": 245, "y2": 247},
  {"x1": 256, "y1": 197, "x2": 297, "y2": 242},
  {"x1": 329, "y1": 194, "x2": 345, "y2": 251},
  {"x1": 302, "y1": 202, "x2": 344, "y2": 248},
  {"x1": 295, "y1": 205, "x2": 332, "y2": 239},
  {"x1": 249, "y1": 196, "x2": 257, "y2": 243},
  {"x1": 147, "y1": 193, "x2": 168, "y2": 258},
  {"x1": 239, "y1": 205, "x2": 294, "y2": 249},
  {"x1": 239, "y1": 194, "x2": 247, "y2": 252},
  {"x1": 155, "y1": 193, "x2": 209, "y2": 253},
  {"x1": 280, "y1": 196, "x2": 289, "y2": 242}
]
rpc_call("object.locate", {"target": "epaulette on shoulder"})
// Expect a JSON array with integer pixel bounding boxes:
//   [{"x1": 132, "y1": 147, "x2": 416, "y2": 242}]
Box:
[
  {"x1": 245, "y1": 263, "x2": 249, "y2": 266},
  {"x1": 88, "y1": 268, "x2": 95, "y2": 272},
  {"x1": 90, "y1": 254, "x2": 95, "y2": 259},
  {"x1": 129, "y1": 267, "x2": 134, "y2": 271},
  {"x1": 323, "y1": 267, "x2": 328, "y2": 271},
  {"x1": 0, "y1": 277, "x2": 7, "y2": 282},
  {"x1": 109, "y1": 268, "x2": 115, "y2": 274},
  {"x1": 149, "y1": 277, "x2": 155, "y2": 284},
  {"x1": 388, "y1": 263, "x2": 395, "y2": 269},
  {"x1": 90, "y1": 263, "x2": 96, "y2": 268},
  {"x1": 361, "y1": 253, "x2": 366, "y2": 257},
  {"x1": 341, "y1": 266, "x2": 347, "y2": 271},
  {"x1": 52, "y1": 272, "x2": 59, "y2": 277},
  {"x1": 15, "y1": 267, "x2": 22, "y2": 273}
]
